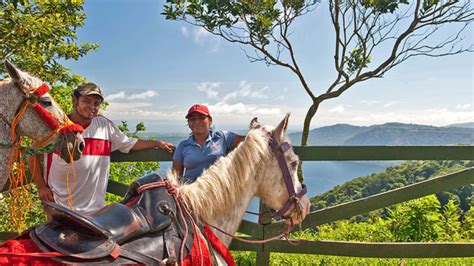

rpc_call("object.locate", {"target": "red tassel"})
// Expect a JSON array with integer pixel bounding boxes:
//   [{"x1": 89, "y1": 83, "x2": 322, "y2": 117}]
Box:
[
  {"x1": 31, "y1": 104, "x2": 60, "y2": 130},
  {"x1": 33, "y1": 83, "x2": 50, "y2": 97},
  {"x1": 59, "y1": 124, "x2": 84, "y2": 134}
]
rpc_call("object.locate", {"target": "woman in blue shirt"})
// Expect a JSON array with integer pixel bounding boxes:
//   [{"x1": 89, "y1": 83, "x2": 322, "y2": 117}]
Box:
[{"x1": 172, "y1": 104, "x2": 245, "y2": 183}]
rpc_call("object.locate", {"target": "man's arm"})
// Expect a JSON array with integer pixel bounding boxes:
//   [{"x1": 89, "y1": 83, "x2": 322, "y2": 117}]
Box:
[
  {"x1": 27, "y1": 154, "x2": 54, "y2": 202},
  {"x1": 130, "y1": 139, "x2": 175, "y2": 153}
]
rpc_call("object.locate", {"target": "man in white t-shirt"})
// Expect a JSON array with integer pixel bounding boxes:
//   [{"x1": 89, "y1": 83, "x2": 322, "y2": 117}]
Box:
[{"x1": 28, "y1": 83, "x2": 174, "y2": 214}]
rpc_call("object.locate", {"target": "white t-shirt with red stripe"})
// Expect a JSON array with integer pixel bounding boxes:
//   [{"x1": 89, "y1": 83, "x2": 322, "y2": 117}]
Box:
[{"x1": 44, "y1": 115, "x2": 137, "y2": 214}]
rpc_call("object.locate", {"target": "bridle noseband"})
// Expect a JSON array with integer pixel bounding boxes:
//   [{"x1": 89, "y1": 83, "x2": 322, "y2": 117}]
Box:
[{"x1": 268, "y1": 133, "x2": 307, "y2": 219}]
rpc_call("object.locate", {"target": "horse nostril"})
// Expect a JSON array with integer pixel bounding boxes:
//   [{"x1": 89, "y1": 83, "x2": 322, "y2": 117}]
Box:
[{"x1": 78, "y1": 141, "x2": 85, "y2": 152}]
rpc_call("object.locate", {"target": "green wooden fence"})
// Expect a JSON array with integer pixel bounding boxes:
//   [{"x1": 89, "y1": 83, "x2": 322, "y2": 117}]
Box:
[{"x1": 1, "y1": 146, "x2": 473, "y2": 262}]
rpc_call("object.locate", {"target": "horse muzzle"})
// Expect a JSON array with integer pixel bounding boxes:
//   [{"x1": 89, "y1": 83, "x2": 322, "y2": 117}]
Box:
[{"x1": 59, "y1": 133, "x2": 84, "y2": 163}]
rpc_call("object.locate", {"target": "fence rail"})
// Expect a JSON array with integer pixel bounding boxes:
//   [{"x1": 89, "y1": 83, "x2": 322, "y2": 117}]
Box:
[{"x1": 1, "y1": 146, "x2": 473, "y2": 262}]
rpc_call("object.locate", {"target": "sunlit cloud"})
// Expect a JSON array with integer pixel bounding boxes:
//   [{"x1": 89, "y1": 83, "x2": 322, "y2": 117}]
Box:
[
  {"x1": 180, "y1": 26, "x2": 189, "y2": 38},
  {"x1": 223, "y1": 81, "x2": 268, "y2": 101},
  {"x1": 208, "y1": 101, "x2": 281, "y2": 116},
  {"x1": 456, "y1": 104, "x2": 472, "y2": 109},
  {"x1": 104, "y1": 102, "x2": 182, "y2": 120},
  {"x1": 192, "y1": 27, "x2": 221, "y2": 52},
  {"x1": 197, "y1": 82, "x2": 220, "y2": 99},
  {"x1": 106, "y1": 90, "x2": 158, "y2": 101},
  {"x1": 349, "y1": 107, "x2": 474, "y2": 126},
  {"x1": 383, "y1": 101, "x2": 397, "y2": 107},
  {"x1": 360, "y1": 100, "x2": 379, "y2": 105},
  {"x1": 329, "y1": 105, "x2": 345, "y2": 113}
]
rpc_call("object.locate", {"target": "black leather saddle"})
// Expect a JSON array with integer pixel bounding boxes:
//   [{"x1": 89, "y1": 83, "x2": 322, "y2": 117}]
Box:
[{"x1": 30, "y1": 173, "x2": 195, "y2": 265}]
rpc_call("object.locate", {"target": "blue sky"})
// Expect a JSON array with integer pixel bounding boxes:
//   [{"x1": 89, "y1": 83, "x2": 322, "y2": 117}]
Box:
[{"x1": 63, "y1": 0, "x2": 473, "y2": 133}]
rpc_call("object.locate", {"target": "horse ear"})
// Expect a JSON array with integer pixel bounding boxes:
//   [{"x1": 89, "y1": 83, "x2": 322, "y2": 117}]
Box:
[
  {"x1": 250, "y1": 117, "x2": 260, "y2": 129},
  {"x1": 4, "y1": 60, "x2": 22, "y2": 82},
  {"x1": 274, "y1": 113, "x2": 290, "y2": 141}
]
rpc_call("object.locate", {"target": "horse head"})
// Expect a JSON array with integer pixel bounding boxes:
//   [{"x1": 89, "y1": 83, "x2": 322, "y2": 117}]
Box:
[
  {"x1": 251, "y1": 114, "x2": 310, "y2": 225},
  {"x1": 1, "y1": 60, "x2": 84, "y2": 163}
]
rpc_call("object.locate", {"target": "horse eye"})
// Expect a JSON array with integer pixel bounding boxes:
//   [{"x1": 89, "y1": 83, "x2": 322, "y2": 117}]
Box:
[
  {"x1": 40, "y1": 99, "x2": 52, "y2": 107},
  {"x1": 291, "y1": 161, "x2": 298, "y2": 170}
]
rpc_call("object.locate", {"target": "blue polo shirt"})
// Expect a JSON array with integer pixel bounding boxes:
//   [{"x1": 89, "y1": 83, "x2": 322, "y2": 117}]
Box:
[{"x1": 173, "y1": 130, "x2": 236, "y2": 182}]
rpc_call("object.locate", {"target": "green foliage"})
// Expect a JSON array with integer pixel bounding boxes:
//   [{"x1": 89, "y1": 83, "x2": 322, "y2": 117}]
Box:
[
  {"x1": 0, "y1": 0, "x2": 98, "y2": 85},
  {"x1": 163, "y1": 0, "x2": 298, "y2": 46},
  {"x1": 345, "y1": 47, "x2": 371, "y2": 74},
  {"x1": 0, "y1": 185, "x2": 46, "y2": 232},
  {"x1": 361, "y1": 0, "x2": 409, "y2": 14},
  {"x1": 388, "y1": 195, "x2": 442, "y2": 242},
  {"x1": 438, "y1": 200, "x2": 462, "y2": 241}
]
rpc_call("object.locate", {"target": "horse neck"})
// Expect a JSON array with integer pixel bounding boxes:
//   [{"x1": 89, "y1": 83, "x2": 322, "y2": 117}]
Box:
[
  {"x1": 0, "y1": 120, "x2": 12, "y2": 191},
  {"x1": 178, "y1": 131, "x2": 269, "y2": 246}
]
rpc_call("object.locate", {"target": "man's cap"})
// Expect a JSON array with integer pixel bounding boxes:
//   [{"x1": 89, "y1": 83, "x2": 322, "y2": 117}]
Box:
[
  {"x1": 186, "y1": 104, "x2": 211, "y2": 118},
  {"x1": 74, "y1": 83, "x2": 104, "y2": 99}
]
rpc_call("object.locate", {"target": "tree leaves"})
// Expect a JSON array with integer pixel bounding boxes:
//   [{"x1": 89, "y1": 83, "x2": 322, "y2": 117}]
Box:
[{"x1": 0, "y1": 0, "x2": 98, "y2": 86}]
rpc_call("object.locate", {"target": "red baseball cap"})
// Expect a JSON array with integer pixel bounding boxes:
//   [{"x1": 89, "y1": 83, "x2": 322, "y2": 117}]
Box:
[{"x1": 186, "y1": 104, "x2": 211, "y2": 118}]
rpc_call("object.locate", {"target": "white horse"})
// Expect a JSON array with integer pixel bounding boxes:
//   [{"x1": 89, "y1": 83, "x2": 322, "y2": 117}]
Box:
[
  {"x1": 0, "y1": 60, "x2": 84, "y2": 191},
  {"x1": 168, "y1": 114, "x2": 311, "y2": 260}
]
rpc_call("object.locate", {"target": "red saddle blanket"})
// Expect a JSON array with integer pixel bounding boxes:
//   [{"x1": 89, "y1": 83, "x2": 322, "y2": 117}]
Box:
[{"x1": 0, "y1": 226, "x2": 235, "y2": 266}]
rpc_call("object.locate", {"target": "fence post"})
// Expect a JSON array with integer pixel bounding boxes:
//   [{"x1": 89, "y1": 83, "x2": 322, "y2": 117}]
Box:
[{"x1": 255, "y1": 199, "x2": 271, "y2": 265}]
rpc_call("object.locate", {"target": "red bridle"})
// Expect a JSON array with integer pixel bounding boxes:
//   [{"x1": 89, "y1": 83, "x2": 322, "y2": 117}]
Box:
[{"x1": 12, "y1": 83, "x2": 83, "y2": 146}]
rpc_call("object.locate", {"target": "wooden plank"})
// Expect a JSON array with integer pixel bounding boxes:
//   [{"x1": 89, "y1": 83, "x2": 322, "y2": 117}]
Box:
[
  {"x1": 237, "y1": 219, "x2": 263, "y2": 237},
  {"x1": 111, "y1": 149, "x2": 172, "y2": 162},
  {"x1": 266, "y1": 167, "x2": 474, "y2": 233},
  {"x1": 110, "y1": 146, "x2": 474, "y2": 163},
  {"x1": 263, "y1": 240, "x2": 474, "y2": 258},
  {"x1": 0, "y1": 232, "x2": 18, "y2": 242},
  {"x1": 106, "y1": 179, "x2": 130, "y2": 197},
  {"x1": 229, "y1": 238, "x2": 262, "y2": 251},
  {"x1": 294, "y1": 146, "x2": 474, "y2": 161}
]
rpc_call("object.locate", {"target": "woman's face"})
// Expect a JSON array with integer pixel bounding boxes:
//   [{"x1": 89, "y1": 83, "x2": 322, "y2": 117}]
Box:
[{"x1": 187, "y1": 112, "x2": 212, "y2": 135}]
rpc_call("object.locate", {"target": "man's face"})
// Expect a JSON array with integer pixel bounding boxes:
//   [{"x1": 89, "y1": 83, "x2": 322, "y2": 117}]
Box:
[{"x1": 73, "y1": 94, "x2": 102, "y2": 120}]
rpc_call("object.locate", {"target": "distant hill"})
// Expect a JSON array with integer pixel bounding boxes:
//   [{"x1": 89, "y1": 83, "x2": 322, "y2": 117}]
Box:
[
  {"x1": 446, "y1": 122, "x2": 474, "y2": 129},
  {"x1": 289, "y1": 122, "x2": 474, "y2": 145}
]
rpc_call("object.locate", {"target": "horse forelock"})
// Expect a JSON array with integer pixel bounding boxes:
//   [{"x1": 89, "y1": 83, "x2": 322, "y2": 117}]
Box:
[{"x1": 170, "y1": 127, "x2": 271, "y2": 226}]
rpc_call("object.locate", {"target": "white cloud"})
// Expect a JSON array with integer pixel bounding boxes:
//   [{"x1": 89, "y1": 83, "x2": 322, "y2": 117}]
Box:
[
  {"x1": 194, "y1": 27, "x2": 211, "y2": 44},
  {"x1": 104, "y1": 102, "x2": 182, "y2": 121},
  {"x1": 129, "y1": 90, "x2": 158, "y2": 100},
  {"x1": 197, "y1": 82, "x2": 220, "y2": 99},
  {"x1": 383, "y1": 101, "x2": 397, "y2": 107},
  {"x1": 208, "y1": 101, "x2": 281, "y2": 116},
  {"x1": 346, "y1": 107, "x2": 474, "y2": 126},
  {"x1": 456, "y1": 104, "x2": 472, "y2": 109},
  {"x1": 180, "y1": 26, "x2": 189, "y2": 38},
  {"x1": 360, "y1": 100, "x2": 379, "y2": 105},
  {"x1": 223, "y1": 81, "x2": 268, "y2": 101},
  {"x1": 106, "y1": 91, "x2": 126, "y2": 101},
  {"x1": 105, "y1": 90, "x2": 158, "y2": 101},
  {"x1": 329, "y1": 105, "x2": 345, "y2": 113},
  {"x1": 184, "y1": 27, "x2": 220, "y2": 52}
]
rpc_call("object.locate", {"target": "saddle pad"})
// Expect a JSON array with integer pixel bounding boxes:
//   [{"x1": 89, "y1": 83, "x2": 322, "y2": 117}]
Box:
[{"x1": 34, "y1": 222, "x2": 116, "y2": 259}]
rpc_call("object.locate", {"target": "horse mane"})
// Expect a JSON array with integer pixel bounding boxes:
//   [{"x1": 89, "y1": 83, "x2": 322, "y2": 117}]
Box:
[{"x1": 167, "y1": 127, "x2": 271, "y2": 225}]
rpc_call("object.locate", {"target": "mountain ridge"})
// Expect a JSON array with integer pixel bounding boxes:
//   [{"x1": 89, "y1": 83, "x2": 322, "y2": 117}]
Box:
[{"x1": 289, "y1": 122, "x2": 474, "y2": 145}]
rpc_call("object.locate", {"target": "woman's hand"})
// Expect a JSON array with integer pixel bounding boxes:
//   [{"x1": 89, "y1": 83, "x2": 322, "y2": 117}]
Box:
[{"x1": 156, "y1": 141, "x2": 175, "y2": 153}]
